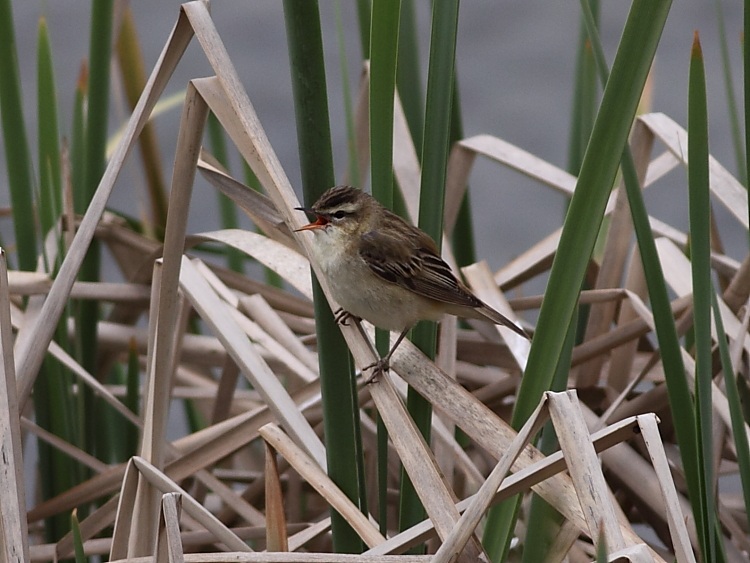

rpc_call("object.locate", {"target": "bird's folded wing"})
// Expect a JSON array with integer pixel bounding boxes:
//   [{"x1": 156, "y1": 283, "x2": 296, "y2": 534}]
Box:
[{"x1": 359, "y1": 229, "x2": 481, "y2": 308}]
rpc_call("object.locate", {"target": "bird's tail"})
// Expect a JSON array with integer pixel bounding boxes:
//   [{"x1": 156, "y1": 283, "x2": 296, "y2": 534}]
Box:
[{"x1": 475, "y1": 303, "x2": 530, "y2": 340}]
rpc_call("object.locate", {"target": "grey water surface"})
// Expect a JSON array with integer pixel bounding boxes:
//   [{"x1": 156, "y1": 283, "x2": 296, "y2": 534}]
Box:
[{"x1": 2, "y1": 1, "x2": 746, "y2": 276}]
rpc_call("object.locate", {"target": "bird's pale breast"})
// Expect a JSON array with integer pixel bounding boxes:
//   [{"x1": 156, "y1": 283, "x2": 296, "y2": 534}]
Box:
[{"x1": 310, "y1": 228, "x2": 442, "y2": 331}]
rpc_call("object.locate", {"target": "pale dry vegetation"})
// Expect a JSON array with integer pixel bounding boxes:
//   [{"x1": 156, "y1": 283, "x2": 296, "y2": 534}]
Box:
[{"x1": 0, "y1": 2, "x2": 748, "y2": 563}]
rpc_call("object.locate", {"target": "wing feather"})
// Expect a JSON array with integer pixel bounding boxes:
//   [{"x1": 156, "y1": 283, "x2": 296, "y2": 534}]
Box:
[{"x1": 359, "y1": 222, "x2": 480, "y2": 308}]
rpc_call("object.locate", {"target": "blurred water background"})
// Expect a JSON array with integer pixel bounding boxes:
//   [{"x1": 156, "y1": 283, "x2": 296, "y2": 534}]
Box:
[{"x1": 1, "y1": 0, "x2": 746, "y2": 278}]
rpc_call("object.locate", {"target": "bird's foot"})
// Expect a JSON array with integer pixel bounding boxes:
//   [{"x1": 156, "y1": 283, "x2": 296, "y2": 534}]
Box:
[
  {"x1": 362, "y1": 358, "x2": 389, "y2": 384},
  {"x1": 334, "y1": 308, "x2": 359, "y2": 326}
]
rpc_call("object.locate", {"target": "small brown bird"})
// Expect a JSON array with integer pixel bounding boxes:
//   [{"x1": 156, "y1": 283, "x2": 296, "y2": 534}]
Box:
[{"x1": 296, "y1": 186, "x2": 528, "y2": 377}]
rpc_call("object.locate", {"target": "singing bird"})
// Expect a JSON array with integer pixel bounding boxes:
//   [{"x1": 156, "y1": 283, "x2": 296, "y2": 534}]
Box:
[{"x1": 296, "y1": 186, "x2": 529, "y2": 377}]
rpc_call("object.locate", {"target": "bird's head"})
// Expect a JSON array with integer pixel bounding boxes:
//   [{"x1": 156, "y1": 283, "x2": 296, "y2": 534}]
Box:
[{"x1": 295, "y1": 185, "x2": 376, "y2": 237}]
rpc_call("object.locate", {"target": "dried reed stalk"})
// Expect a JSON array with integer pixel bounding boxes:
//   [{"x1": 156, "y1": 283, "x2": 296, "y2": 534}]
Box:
[{"x1": 7, "y1": 2, "x2": 749, "y2": 562}]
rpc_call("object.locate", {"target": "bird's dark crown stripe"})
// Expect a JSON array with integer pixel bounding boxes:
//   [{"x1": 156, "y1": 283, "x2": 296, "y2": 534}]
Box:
[{"x1": 317, "y1": 186, "x2": 361, "y2": 211}]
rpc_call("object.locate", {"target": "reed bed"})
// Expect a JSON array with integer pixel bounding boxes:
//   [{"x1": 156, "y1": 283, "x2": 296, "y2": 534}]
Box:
[{"x1": 0, "y1": 2, "x2": 748, "y2": 562}]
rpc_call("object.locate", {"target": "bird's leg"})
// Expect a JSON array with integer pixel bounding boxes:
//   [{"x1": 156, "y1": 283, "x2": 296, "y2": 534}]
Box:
[
  {"x1": 333, "y1": 307, "x2": 359, "y2": 326},
  {"x1": 332, "y1": 309, "x2": 383, "y2": 369},
  {"x1": 362, "y1": 327, "x2": 411, "y2": 384}
]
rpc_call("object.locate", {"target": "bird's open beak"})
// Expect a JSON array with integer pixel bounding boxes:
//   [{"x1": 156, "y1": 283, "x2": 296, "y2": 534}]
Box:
[{"x1": 294, "y1": 207, "x2": 328, "y2": 232}]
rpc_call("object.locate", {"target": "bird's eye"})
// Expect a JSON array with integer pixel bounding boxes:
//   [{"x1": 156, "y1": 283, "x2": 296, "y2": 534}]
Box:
[{"x1": 331, "y1": 210, "x2": 347, "y2": 219}]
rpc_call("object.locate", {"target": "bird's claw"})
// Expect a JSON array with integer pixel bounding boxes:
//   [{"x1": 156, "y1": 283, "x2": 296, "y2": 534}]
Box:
[
  {"x1": 361, "y1": 358, "x2": 389, "y2": 384},
  {"x1": 334, "y1": 308, "x2": 358, "y2": 326}
]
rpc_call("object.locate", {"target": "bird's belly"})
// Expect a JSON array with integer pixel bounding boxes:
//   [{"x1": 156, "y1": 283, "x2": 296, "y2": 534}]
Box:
[
  {"x1": 317, "y1": 248, "x2": 440, "y2": 332},
  {"x1": 332, "y1": 277, "x2": 431, "y2": 331}
]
